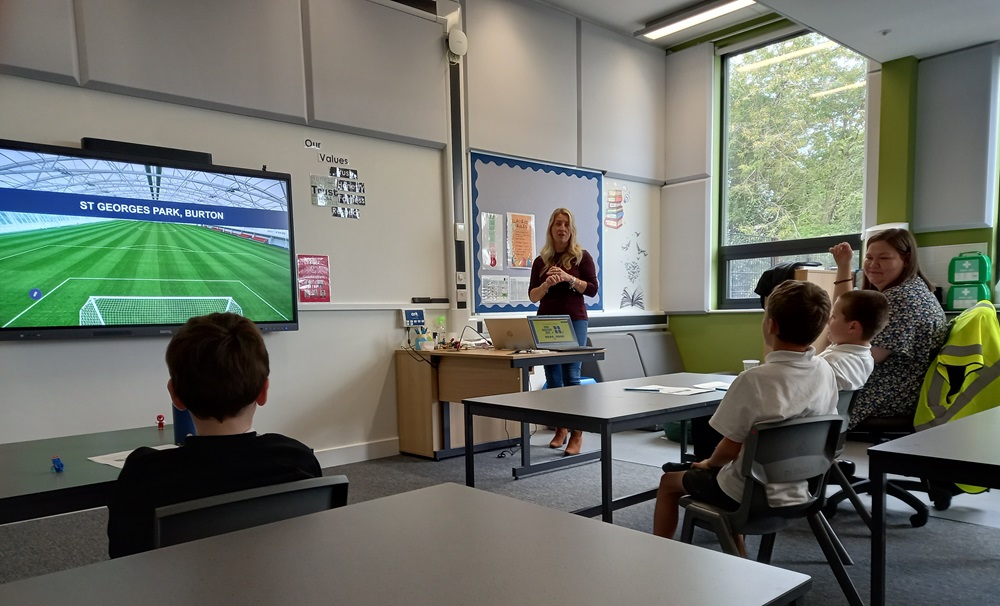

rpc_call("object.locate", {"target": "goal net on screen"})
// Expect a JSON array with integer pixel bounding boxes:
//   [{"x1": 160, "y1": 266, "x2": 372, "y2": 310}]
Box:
[{"x1": 79, "y1": 296, "x2": 243, "y2": 325}]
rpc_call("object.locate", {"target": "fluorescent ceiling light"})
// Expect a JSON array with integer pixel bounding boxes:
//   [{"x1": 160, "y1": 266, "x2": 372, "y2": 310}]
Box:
[
  {"x1": 809, "y1": 81, "x2": 865, "y2": 99},
  {"x1": 736, "y1": 41, "x2": 837, "y2": 72},
  {"x1": 641, "y1": 0, "x2": 756, "y2": 41}
]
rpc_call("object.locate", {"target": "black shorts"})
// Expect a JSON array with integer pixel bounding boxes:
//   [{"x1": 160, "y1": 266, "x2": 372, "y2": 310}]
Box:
[{"x1": 682, "y1": 467, "x2": 740, "y2": 512}]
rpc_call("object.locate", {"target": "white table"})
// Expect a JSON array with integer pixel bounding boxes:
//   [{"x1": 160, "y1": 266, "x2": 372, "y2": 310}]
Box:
[{"x1": 0, "y1": 483, "x2": 811, "y2": 605}]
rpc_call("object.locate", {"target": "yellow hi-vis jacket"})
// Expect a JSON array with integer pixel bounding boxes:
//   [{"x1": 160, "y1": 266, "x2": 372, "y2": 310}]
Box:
[{"x1": 916, "y1": 300, "x2": 1000, "y2": 431}]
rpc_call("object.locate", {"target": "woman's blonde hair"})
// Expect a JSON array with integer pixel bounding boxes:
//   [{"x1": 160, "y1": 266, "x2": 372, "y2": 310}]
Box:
[{"x1": 539, "y1": 208, "x2": 583, "y2": 270}]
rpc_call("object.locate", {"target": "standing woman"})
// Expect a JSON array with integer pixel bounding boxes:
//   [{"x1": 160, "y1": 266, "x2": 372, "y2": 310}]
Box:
[
  {"x1": 830, "y1": 228, "x2": 949, "y2": 428},
  {"x1": 528, "y1": 208, "x2": 599, "y2": 455}
]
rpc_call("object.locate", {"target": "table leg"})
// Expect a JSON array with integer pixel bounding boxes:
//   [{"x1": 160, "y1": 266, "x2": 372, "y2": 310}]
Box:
[
  {"x1": 870, "y1": 464, "x2": 887, "y2": 606},
  {"x1": 520, "y1": 421, "x2": 531, "y2": 471},
  {"x1": 601, "y1": 425, "x2": 613, "y2": 522},
  {"x1": 465, "y1": 406, "x2": 475, "y2": 487}
]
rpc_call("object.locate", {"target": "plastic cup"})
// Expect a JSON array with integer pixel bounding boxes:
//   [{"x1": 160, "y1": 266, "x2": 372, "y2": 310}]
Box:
[{"x1": 742, "y1": 359, "x2": 760, "y2": 371}]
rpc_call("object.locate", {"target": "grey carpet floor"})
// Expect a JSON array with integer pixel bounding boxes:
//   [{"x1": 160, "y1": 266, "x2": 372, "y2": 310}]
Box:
[{"x1": 3, "y1": 443, "x2": 1000, "y2": 605}]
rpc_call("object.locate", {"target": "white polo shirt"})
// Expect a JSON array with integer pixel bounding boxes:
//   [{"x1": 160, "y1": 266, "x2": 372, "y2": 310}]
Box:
[
  {"x1": 710, "y1": 348, "x2": 839, "y2": 507},
  {"x1": 818, "y1": 343, "x2": 874, "y2": 391}
]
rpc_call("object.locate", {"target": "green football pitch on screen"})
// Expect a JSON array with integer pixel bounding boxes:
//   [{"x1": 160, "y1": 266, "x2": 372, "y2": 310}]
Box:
[{"x1": 0, "y1": 220, "x2": 294, "y2": 329}]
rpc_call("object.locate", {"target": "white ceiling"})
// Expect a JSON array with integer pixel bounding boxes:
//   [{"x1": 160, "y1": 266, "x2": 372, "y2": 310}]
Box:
[{"x1": 540, "y1": 0, "x2": 1000, "y2": 61}]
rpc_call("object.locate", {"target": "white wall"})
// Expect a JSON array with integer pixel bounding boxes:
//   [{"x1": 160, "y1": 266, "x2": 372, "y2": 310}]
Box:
[
  {"x1": 0, "y1": 75, "x2": 443, "y2": 466},
  {"x1": 660, "y1": 43, "x2": 715, "y2": 313}
]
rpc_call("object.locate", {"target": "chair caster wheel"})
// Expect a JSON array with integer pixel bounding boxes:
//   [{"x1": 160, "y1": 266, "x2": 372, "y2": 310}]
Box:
[
  {"x1": 909, "y1": 511, "x2": 928, "y2": 528},
  {"x1": 933, "y1": 495, "x2": 952, "y2": 511}
]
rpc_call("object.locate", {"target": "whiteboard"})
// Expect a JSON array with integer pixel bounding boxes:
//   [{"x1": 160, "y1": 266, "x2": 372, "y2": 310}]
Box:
[{"x1": 471, "y1": 151, "x2": 603, "y2": 314}]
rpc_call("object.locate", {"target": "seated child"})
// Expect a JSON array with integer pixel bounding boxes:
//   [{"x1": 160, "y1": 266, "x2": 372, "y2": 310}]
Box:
[
  {"x1": 818, "y1": 290, "x2": 890, "y2": 391},
  {"x1": 107, "y1": 312, "x2": 322, "y2": 558},
  {"x1": 653, "y1": 280, "x2": 839, "y2": 550}
]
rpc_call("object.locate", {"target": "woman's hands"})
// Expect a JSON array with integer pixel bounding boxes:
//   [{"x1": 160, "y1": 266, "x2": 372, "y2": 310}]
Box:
[
  {"x1": 544, "y1": 265, "x2": 574, "y2": 289},
  {"x1": 830, "y1": 242, "x2": 854, "y2": 270}
]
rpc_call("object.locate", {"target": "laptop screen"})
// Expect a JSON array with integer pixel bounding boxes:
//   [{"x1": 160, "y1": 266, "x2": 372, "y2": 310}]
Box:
[{"x1": 527, "y1": 315, "x2": 578, "y2": 346}]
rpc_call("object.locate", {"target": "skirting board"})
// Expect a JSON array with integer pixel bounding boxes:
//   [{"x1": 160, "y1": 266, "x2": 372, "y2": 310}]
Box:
[{"x1": 314, "y1": 437, "x2": 400, "y2": 469}]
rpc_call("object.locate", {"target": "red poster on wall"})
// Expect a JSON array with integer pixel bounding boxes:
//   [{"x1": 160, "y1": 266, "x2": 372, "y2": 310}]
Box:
[{"x1": 297, "y1": 254, "x2": 331, "y2": 303}]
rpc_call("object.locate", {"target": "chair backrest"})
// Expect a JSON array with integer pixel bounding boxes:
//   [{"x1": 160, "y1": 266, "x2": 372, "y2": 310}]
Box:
[
  {"x1": 731, "y1": 415, "x2": 844, "y2": 527},
  {"x1": 154, "y1": 475, "x2": 349, "y2": 548},
  {"x1": 581, "y1": 333, "x2": 644, "y2": 382},
  {"x1": 628, "y1": 330, "x2": 684, "y2": 376}
]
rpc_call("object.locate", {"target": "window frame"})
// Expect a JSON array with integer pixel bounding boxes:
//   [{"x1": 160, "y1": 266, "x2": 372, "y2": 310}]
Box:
[
  {"x1": 716, "y1": 32, "x2": 867, "y2": 310},
  {"x1": 717, "y1": 234, "x2": 863, "y2": 309}
]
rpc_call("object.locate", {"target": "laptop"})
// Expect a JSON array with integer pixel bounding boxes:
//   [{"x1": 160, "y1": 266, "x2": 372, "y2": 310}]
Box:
[
  {"x1": 527, "y1": 315, "x2": 604, "y2": 352},
  {"x1": 484, "y1": 317, "x2": 536, "y2": 351}
]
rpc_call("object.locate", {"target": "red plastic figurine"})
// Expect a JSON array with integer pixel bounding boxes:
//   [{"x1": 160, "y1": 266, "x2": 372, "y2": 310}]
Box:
[{"x1": 156, "y1": 414, "x2": 165, "y2": 430}]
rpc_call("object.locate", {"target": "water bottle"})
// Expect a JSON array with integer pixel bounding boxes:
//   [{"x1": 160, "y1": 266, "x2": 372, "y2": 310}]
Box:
[{"x1": 172, "y1": 406, "x2": 197, "y2": 445}]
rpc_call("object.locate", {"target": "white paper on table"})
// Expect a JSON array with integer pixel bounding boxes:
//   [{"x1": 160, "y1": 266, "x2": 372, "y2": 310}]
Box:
[
  {"x1": 88, "y1": 444, "x2": 178, "y2": 469},
  {"x1": 624, "y1": 385, "x2": 714, "y2": 395},
  {"x1": 693, "y1": 381, "x2": 732, "y2": 391}
]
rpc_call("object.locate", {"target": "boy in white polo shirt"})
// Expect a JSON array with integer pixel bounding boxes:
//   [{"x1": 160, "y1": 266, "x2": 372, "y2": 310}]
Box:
[
  {"x1": 818, "y1": 289, "x2": 890, "y2": 391},
  {"x1": 653, "y1": 280, "x2": 839, "y2": 553}
]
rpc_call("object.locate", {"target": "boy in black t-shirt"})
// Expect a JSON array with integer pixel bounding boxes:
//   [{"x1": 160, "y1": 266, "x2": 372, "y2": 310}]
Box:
[{"x1": 107, "y1": 313, "x2": 321, "y2": 558}]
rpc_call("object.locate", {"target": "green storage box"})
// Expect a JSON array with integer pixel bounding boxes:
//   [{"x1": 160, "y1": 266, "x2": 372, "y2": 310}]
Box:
[
  {"x1": 948, "y1": 251, "x2": 992, "y2": 284},
  {"x1": 947, "y1": 283, "x2": 991, "y2": 311}
]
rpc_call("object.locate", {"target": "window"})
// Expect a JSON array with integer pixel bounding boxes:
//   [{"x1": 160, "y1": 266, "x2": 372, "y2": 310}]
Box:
[{"x1": 719, "y1": 32, "x2": 866, "y2": 308}]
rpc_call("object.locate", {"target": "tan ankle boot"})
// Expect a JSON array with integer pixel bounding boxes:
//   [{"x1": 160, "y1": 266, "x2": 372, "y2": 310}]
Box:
[
  {"x1": 564, "y1": 430, "x2": 583, "y2": 455},
  {"x1": 549, "y1": 427, "x2": 569, "y2": 448}
]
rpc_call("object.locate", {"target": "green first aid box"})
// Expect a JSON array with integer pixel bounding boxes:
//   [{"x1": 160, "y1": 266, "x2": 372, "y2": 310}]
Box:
[
  {"x1": 947, "y1": 283, "x2": 991, "y2": 311},
  {"x1": 948, "y1": 251, "x2": 992, "y2": 284}
]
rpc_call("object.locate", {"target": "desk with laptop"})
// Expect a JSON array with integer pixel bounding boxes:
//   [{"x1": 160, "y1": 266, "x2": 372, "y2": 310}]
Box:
[
  {"x1": 394, "y1": 319, "x2": 604, "y2": 459},
  {"x1": 484, "y1": 314, "x2": 604, "y2": 353}
]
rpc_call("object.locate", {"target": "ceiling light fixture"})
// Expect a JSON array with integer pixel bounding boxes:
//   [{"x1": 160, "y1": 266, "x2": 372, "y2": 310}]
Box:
[
  {"x1": 736, "y1": 41, "x2": 837, "y2": 72},
  {"x1": 637, "y1": 0, "x2": 756, "y2": 41},
  {"x1": 808, "y1": 81, "x2": 865, "y2": 99}
]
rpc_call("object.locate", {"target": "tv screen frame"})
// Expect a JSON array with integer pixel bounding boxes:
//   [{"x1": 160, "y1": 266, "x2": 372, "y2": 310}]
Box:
[{"x1": 0, "y1": 138, "x2": 299, "y2": 341}]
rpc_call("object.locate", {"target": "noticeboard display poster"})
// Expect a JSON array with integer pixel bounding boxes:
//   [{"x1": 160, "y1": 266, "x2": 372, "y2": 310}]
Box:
[{"x1": 471, "y1": 151, "x2": 603, "y2": 314}]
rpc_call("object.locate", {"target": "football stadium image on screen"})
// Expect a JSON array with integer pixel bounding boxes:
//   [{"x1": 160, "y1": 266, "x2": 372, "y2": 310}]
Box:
[{"x1": 0, "y1": 142, "x2": 297, "y2": 337}]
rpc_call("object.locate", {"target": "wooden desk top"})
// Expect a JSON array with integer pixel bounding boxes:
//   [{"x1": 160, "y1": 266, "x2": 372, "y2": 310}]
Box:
[
  {"x1": 0, "y1": 483, "x2": 810, "y2": 606},
  {"x1": 406, "y1": 346, "x2": 604, "y2": 361}
]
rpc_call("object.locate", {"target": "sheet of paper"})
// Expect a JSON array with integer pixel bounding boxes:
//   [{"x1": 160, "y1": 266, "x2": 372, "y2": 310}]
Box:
[
  {"x1": 624, "y1": 385, "x2": 714, "y2": 395},
  {"x1": 508, "y1": 276, "x2": 531, "y2": 302},
  {"x1": 693, "y1": 381, "x2": 732, "y2": 391},
  {"x1": 88, "y1": 444, "x2": 177, "y2": 469}
]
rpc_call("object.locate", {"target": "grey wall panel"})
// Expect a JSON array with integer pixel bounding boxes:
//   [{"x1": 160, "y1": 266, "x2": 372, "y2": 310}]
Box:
[
  {"x1": 664, "y1": 43, "x2": 714, "y2": 183},
  {"x1": 660, "y1": 179, "x2": 711, "y2": 313},
  {"x1": 0, "y1": 0, "x2": 79, "y2": 84},
  {"x1": 580, "y1": 22, "x2": 665, "y2": 182},
  {"x1": 913, "y1": 42, "x2": 999, "y2": 231},
  {"x1": 466, "y1": 0, "x2": 577, "y2": 165},
  {"x1": 77, "y1": 0, "x2": 307, "y2": 122},
  {"x1": 307, "y1": 0, "x2": 448, "y2": 147}
]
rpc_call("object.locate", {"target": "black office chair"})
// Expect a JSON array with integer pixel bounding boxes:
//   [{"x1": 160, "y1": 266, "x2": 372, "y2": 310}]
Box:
[
  {"x1": 679, "y1": 415, "x2": 863, "y2": 606},
  {"x1": 154, "y1": 475, "x2": 349, "y2": 548}
]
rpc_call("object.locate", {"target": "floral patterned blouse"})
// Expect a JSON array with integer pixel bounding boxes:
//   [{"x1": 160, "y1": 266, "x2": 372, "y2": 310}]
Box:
[{"x1": 849, "y1": 275, "x2": 950, "y2": 428}]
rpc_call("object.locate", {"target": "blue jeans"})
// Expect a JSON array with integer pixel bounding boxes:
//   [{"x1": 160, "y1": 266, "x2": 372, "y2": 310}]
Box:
[{"x1": 543, "y1": 320, "x2": 588, "y2": 388}]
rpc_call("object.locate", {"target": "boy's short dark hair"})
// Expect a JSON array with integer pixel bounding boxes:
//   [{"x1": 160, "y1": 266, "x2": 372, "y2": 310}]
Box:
[
  {"x1": 165, "y1": 313, "x2": 269, "y2": 422},
  {"x1": 837, "y1": 290, "x2": 890, "y2": 340},
  {"x1": 766, "y1": 280, "x2": 831, "y2": 346}
]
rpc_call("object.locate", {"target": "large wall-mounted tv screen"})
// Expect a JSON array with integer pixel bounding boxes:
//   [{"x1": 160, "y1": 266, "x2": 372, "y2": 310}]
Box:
[{"x1": 0, "y1": 138, "x2": 298, "y2": 340}]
